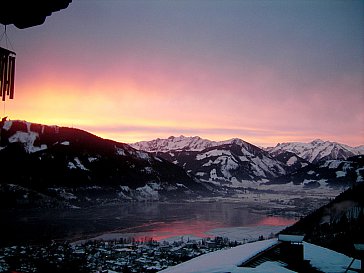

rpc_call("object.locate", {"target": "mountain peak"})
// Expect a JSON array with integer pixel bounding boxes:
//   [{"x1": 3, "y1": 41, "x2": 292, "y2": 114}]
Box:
[
  {"x1": 311, "y1": 139, "x2": 325, "y2": 144},
  {"x1": 131, "y1": 135, "x2": 215, "y2": 152},
  {"x1": 168, "y1": 135, "x2": 181, "y2": 139}
]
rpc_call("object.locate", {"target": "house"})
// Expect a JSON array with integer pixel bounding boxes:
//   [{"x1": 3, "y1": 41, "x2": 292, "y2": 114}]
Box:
[{"x1": 278, "y1": 234, "x2": 305, "y2": 265}]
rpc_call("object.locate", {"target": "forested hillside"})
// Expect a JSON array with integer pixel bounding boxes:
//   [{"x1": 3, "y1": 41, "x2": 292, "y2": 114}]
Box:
[{"x1": 281, "y1": 182, "x2": 364, "y2": 257}]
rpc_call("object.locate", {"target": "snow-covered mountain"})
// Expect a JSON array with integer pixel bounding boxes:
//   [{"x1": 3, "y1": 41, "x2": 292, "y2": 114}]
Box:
[
  {"x1": 267, "y1": 139, "x2": 364, "y2": 164},
  {"x1": 131, "y1": 135, "x2": 230, "y2": 152},
  {"x1": 131, "y1": 136, "x2": 364, "y2": 189},
  {"x1": 0, "y1": 120, "x2": 209, "y2": 208},
  {"x1": 132, "y1": 136, "x2": 288, "y2": 185},
  {"x1": 268, "y1": 155, "x2": 364, "y2": 187}
]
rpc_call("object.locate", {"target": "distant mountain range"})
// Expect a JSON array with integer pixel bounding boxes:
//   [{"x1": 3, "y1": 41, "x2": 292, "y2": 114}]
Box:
[
  {"x1": 1, "y1": 120, "x2": 363, "y2": 208},
  {"x1": 131, "y1": 136, "x2": 364, "y2": 188},
  {"x1": 132, "y1": 136, "x2": 364, "y2": 163}
]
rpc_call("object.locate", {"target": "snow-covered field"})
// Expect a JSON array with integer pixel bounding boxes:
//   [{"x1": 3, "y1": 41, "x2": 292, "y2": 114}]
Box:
[
  {"x1": 160, "y1": 239, "x2": 361, "y2": 273},
  {"x1": 197, "y1": 184, "x2": 339, "y2": 218}
]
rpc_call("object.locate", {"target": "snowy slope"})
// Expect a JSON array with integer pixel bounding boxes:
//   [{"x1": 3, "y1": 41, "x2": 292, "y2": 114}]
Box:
[
  {"x1": 356, "y1": 145, "x2": 364, "y2": 155},
  {"x1": 270, "y1": 151, "x2": 311, "y2": 173},
  {"x1": 268, "y1": 155, "x2": 364, "y2": 187},
  {"x1": 267, "y1": 139, "x2": 364, "y2": 164}
]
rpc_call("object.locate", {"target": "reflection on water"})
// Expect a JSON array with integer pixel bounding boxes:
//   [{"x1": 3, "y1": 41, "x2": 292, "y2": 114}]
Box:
[
  {"x1": 0, "y1": 202, "x2": 295, "y2": 246},
  {"x1": 117, "y1": 219, "x2": 227, "y2": 242},
  {"x1": 255, "y1": 216, "x2": 296, "y2": 226},
  {"x1": 96, "y1": 215, "x2": 295, "y2": 242}
]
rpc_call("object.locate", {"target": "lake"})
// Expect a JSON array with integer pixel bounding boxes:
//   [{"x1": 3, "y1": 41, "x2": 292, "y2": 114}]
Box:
[{"x1": 0, "y1": 201, "x2": 295, "y2": 246}]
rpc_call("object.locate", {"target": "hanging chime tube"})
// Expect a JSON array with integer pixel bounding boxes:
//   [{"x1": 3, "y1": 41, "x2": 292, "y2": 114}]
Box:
[
  {"x1": 0, "y1": 47, "x2": 16, "y2": 101},
  {"x1": 0, "y1": 55, "x2": 3, "y2": 100},
  {"x1": 9, "y1": 56, "x2": 15, "y2": 99}
]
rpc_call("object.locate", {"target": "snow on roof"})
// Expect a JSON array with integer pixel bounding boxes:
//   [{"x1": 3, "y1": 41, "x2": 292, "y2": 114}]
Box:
[
  {"x1": 159, "y1": 239, "x2": 278, "y2": 273},
  {"x1": 354, "y1": 244, "x2": 364, "y2": 251},
  {"x1": 246, "y1": 261, "x2": 295, "y2": 273},
  {"x1": 304, "y1": 242, "x2": 361, "y2": 273},
  {"x1": 278, "y1": 234, "x2": 304, "y2": 243},
  {"x1": 160, "y1": 239, "x2": 361, "y2": 273}
]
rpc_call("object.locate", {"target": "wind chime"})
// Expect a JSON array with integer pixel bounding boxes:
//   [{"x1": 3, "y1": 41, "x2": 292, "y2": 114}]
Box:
[
  {"x1": 0, "y1": 25, "x2": 15, "y2": 102},
  {"x1": 0, "y1": 46, "x2": 15, "y2": 101}
]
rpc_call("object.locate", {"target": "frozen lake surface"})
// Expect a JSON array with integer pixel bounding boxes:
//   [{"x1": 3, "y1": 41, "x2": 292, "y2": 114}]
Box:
[{"x1": 0, "y1": 201, "x2": 295, "y2": 246}]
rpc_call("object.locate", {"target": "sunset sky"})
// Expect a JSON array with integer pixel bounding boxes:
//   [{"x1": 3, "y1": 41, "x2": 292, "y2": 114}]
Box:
[{"x1": 2, "y1": 0, "x2": 363, "y2": 147}]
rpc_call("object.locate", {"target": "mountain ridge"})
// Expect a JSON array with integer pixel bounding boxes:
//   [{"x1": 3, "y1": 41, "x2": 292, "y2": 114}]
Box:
[
  {"x1": 133, "y1": 136, "x2": 290, "y2": 185},
  {"x1": 131, "y1": 136, "x2": 363, "y2": 158},
  {"x1": 1, "y1": 119, "x2": 363, "y2": 207},
  {"x1": 131, "y1": 135, "x2": 364, "y2": 188},
  {"x1": 0, "y1": 119, "x2": 210, "y2": 208},
  {"x1": 266, "y1": 139, "x2": 364, "y2": 163}
]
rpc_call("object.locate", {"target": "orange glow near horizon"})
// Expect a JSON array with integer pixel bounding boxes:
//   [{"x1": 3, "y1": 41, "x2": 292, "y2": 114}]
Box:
[
  {"x1": 5, "y1": 85, "x2": 364, "y2": 147},
  {"x1": 5, "y1": 82, "x2": 364, "y2": 147}
]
